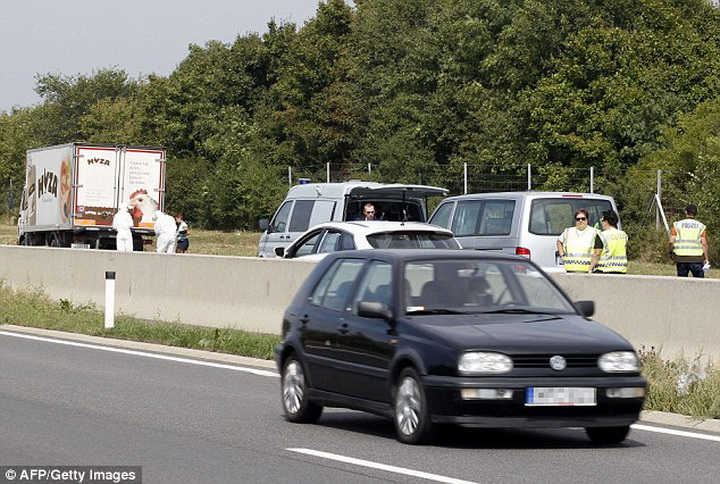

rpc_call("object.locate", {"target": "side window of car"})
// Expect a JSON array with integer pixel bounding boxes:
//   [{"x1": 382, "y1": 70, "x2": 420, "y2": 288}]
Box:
[
  {"x1": 429, "y1": 202, "x2": 454, "y2": 229},
  {"x1": 452, "y1": 201, "x2": 483, "y2": 236},
  {"x1": 479, "y1": 200, "x2": 515, "y2": 235},
  {"x1": 311, "y1": 258, "x2": 365, "y2": 311},
  {"x1": 272, "y1": 201, "x2": 293, "y2": 233},
  {"x1": 352, "y1": 260, "x2": 393, "y2": 312},
  {"x1": 339, "y1": 232, "x2": 356, "y2": 250},
  {"x1": 317, "y1": 230, "x2": 342, "y2": 253},
  {"x1": 294, "y1": 230, "x2": 323, "y2": 257}
]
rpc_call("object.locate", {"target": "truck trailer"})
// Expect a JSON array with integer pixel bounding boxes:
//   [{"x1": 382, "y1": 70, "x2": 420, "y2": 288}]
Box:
[{"x1": 18, "y1": 143, "x2": 167, "y2": 250}]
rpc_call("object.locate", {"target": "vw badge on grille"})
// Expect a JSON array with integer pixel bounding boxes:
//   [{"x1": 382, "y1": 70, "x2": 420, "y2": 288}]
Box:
[{"x1": 549, "y1": 355, "x2": 567, "y2": 371}]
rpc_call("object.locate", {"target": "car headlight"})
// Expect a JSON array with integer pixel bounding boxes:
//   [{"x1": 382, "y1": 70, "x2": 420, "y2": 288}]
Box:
[
  {"x1": 459, "y1": 352, "x2": 513, "y2": 374},
  {"x1": 598, "y1": 351, "x2": 639, "y2": 373}
]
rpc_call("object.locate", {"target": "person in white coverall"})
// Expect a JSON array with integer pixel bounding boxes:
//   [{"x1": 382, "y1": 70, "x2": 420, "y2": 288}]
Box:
[
  {"x1": 113, "y1": 204, "x2": 134, "y2": 252},
  {"x1": 154, "y1": 211, "x2": 177, "y2": 253}
]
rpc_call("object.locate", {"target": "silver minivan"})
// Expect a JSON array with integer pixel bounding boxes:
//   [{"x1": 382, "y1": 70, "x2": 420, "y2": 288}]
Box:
[
  {"x1": 257, "y1": 181, "x2": 447, "y2": 257},
  {"x1": 428, "y1": 191, "x2": 620, "y2": 272}
]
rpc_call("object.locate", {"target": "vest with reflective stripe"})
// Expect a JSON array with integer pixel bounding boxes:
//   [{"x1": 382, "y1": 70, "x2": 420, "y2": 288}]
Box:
[
  {"x1": 597, "y1": 228, "x2": 628, "y2": 273},
  {"x1": 563, "y1": 227, "x2": 599, "y2": 272},
  {"x1": 673, "y1": 219, "x2": 705, "y2": 257}
]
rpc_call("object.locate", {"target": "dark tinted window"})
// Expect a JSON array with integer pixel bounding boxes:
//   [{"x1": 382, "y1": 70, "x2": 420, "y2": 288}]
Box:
[
  {"x1": 366, "y1": 232, "x2": 460, "y2": 249},
  {"x1": 450, "y1": 200, "x2": 515, "y2": 237},
  {"x1": 289, "y1": 200, "x2": 315, "y2": 232},
  {"x1": 311, "y1": 258, "x2": 365, "y2": 310},
  {"x1": 530, "y1": 198, "x2": 613, "y2": 235},
  {"x1": 292, "y1": 230, "x2": 322, "y2": 257}
]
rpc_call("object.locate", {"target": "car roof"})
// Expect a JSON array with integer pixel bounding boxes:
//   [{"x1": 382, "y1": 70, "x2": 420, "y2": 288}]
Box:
[
  {"x1": 442, "y1": 191, "x2": 615, "y2": 202},
  {"x1": 303, "y1": 221, "x2": 454, "y2": 235},
  {"x1": 285, "y1": 181, "x2": 448, "y2": 199}
]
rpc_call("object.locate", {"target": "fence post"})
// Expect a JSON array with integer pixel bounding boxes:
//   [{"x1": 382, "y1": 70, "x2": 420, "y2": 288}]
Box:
[
  {"x1": 288, "y1": 166, "x2": 292, "y2": 186},
  {"x1": 657, "y1": 170, "x2": 662, "y2": 230},
  {"x1": 527, "y1": 164, "x2": 532, "y2": 191},
  {"x1": 327, "y1": 162, "x2": 330, "y2": 183},
  {"x1": 368, "y1": 163, "x2": 372, "y2": 175},
  {"x1": 463, "y1": 163, "x2": 468, "y2": 194},
  {"x1": 590, "y1": 167, "x2": 594, "y2": 193}
]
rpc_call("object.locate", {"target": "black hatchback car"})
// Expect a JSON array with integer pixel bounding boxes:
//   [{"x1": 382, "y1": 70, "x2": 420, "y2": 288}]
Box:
[{"x1": 276, "y1": 250, "x2": 646, "y2": 445}]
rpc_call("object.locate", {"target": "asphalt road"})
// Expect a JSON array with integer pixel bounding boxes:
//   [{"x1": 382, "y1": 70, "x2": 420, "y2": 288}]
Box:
[{"x1": 1, "y1": 328, "x2": 719, "y2": 484}]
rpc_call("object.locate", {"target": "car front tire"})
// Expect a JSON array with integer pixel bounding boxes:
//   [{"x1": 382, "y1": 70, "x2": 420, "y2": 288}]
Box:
[
  {"x1": 585, "y1": 425, "x2": 630, "y2": 445},
  {"x1": 393, "y1": 367, "x2": 434, "y2": 444},
  {"x1": 281, "y1": 355, "x2": 322, "y2": 423}
]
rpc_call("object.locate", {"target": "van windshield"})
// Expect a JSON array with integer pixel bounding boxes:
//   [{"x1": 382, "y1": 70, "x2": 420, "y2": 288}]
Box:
[{"x1": 529, "y1": 198, "x2": 614, "y2": 235}]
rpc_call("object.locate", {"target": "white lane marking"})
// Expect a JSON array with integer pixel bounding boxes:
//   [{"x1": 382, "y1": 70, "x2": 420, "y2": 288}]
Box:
[
  {"x1": 0, "y1": 330, "x2": 278, "y2": 377},
  {"x1": 632, "y1": 423, "x2": 720, "y2": 442},
  {"x1": 287, "y1": 448, "x2": 479, "y2": 484}
]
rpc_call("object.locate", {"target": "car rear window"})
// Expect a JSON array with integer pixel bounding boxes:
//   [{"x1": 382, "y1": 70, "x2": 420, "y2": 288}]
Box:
[
  {"x1": 366, "y1": 232, "x2": 460, "y2": 249},
  {"x1": 529, "y1": 198, "x2": 614, "y2": 235}
]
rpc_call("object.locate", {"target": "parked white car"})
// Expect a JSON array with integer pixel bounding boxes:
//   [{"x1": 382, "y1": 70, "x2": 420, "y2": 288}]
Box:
[{"x1": 274, "y1": 221, "x2": 461, "y2": 260}]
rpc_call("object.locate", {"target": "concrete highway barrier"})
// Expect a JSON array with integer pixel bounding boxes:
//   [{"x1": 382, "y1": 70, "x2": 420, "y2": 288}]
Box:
[{"x1": 1, "y1": 245, "x2": 718, "y2": 362}]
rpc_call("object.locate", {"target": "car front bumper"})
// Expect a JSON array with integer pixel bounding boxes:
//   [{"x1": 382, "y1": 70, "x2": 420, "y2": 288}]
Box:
[{"x1": 423, "y1": 374, "x2": 646, "y2": 428}]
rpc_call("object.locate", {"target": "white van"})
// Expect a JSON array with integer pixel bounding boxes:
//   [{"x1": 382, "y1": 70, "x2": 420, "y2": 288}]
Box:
[
  {"x1": 428, "y1": 191, "x2": 621, "y2": 272},
  {"x1": 257, "y1": 181, "x2": 448, "y2": 257}
]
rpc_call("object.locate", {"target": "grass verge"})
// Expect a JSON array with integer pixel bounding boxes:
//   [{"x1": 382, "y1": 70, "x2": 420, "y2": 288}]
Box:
[
  {"x1": 2, "y1": 282, "x2": 718, "y2": 420},
  {"x1": 0, "y1": 281, "x2": 279, "y2": 360}
]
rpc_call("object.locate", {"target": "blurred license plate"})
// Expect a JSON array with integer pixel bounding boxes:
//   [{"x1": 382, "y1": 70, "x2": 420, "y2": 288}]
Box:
[
  {"x1": 526, "y1": 387, "x2": 596, "y2": 406},
  {"x1": 71, "y1": 243, "x2": 91, "y2": 249}
]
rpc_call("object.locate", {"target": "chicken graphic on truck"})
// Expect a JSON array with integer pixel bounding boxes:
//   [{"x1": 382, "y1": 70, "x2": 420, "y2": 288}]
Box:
[{"x1": 18, "y1": 143, "x2": 166, "y2": 250}]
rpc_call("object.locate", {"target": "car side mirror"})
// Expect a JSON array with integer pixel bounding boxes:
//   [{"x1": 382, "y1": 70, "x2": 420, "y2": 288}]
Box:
[
  {"x1": 274, "y1": 246, "x2": 286, "y2": 258},
  {"x1": 358, "y1": 301, "x2": 393, "y2": 321},
  {"x1": 574, "y1": 300, "x2": 595, "y2": 317},
  {"x1": 259, "y1": 218, "x2": 270, "y2": 232}
]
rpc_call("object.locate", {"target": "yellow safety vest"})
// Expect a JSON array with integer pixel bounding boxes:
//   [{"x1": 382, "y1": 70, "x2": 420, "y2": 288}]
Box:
[
  {"x1": 597, "y1": 228, "x2": 628, "y2": 273},
  {"x1": 562, "y1": 227, "x2": 599, "y2": 272},
  {"x1": 673, "y1": 219, "x2": 705, "y2": 257}
]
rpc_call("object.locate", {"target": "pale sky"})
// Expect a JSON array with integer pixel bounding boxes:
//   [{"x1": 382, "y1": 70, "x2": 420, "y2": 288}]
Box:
[{"x1": 0, "y1": 0, "x2": 325, "y2": 112}]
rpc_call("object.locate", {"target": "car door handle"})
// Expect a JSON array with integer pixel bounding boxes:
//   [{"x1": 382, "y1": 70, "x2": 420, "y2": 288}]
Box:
[
  {"x1": 300, "y1": 315, "x2": 309, "y2": 324},
  {"x1": 338, "y1": 322, "x2": 349, "y2": 335}
]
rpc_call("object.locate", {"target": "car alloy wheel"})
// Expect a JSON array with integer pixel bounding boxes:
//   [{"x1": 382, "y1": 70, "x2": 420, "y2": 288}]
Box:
[
  {"x1": 393, "y1": 367, "x2": 434, "y2": 444},
  {"x1": 585, "y1": 425, "x2": 630, "y2": 445},
  {"x1": 281, "y1": 356, "x2": 322, "y2": 423}
]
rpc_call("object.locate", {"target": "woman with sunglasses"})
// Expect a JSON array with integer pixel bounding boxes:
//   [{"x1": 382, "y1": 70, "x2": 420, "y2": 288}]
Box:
[{"x1": 556, "y1": 209, "x2": 602, "y2": 273}]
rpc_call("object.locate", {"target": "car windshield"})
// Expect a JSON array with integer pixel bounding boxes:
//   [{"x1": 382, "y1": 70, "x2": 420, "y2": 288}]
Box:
[
  {"x1": 404, "y1": 259, "x2": 576, "y2": 315},
  {"x1": 366, "y1": 232, "x2": 460, "y2": 249}
]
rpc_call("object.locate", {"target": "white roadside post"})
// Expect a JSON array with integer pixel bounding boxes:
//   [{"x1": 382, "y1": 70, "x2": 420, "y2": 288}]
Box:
[{"x1": 104, "y1": 271, "x2": 116, "y2": 329}]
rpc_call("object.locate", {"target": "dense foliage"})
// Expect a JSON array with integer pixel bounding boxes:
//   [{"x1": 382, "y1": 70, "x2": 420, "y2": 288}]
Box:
[{"x1": 2, "y1": 0, "x2": 720, "y2": 259}]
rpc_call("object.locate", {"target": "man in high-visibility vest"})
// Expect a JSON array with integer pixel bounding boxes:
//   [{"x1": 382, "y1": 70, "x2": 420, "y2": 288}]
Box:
[
  {"x1": 589, "y1": 210, "x2": 628, "y2": 274},
  {"x1": 556, "y1": 209, "x2": 602, "y2": 273},
  {"x1": 668, "y1": 204, "x2": 709, "y2": 278}
]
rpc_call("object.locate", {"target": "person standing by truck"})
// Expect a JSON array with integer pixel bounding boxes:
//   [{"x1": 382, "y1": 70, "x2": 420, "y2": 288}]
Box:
[
  {"x1": 113, "y1": 203, "x2": 134, "y2": 252},
  {"x1": 668, "y1": 204, "x2": 709, "y2": 277},
  {"x1": 556, "y1": 209, "x2": 602, "y2": 273},
  {"x1": 175, "y1": 213, "x2": 189, "y2": 254},
  {"x1": 154, "y1": 211, "x2": 177, "y2": 253}
]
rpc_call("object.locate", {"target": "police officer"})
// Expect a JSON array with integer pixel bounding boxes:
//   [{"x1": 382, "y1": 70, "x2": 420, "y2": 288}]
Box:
[
  {"x1": 557, "y1": 209, "x2": 601, "y2": 273},
  {"x1": 589, "y1": 210, "x2": 628, "y2": 274},
  {"x1": 668, "y1": 204, "x2": 709, "y2": 277}
]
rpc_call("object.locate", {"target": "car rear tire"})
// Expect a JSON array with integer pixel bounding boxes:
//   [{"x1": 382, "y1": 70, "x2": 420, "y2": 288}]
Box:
[
  {"x1": 393, "y1": 367, "x2": 434, "y2": 444},
  {"x1": 281, "y1": 355, "x2": 322, "y2": 423},
  {"x1": 585, "y1": 425, "x2": 630, "y2": 445}
]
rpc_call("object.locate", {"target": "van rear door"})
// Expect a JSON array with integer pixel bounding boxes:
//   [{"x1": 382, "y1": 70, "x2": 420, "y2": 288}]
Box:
[{"x1": 345, "y1": 184, "x2": 447, "y2": 221}]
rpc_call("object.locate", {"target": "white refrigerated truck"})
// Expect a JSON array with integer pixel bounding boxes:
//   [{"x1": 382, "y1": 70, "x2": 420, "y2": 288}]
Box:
[{"x1": 18, "y1": 143, "x2": 167, "y2": 250}]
